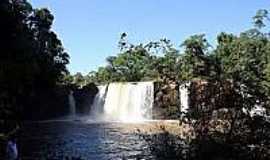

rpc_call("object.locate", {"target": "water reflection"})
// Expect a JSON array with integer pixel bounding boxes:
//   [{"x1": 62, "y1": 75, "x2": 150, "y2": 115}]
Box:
[{"x1": 20, "y1": 121, "x2": 153, "y2": 159}]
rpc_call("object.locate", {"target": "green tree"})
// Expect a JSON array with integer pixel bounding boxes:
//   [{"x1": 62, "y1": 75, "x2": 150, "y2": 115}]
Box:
[
  {"x1": 0, "y1": 0, "x2": 70, "y2": 120},
  {"x1": 179, "y1": 34, "x2": 216, "y2": 81}
]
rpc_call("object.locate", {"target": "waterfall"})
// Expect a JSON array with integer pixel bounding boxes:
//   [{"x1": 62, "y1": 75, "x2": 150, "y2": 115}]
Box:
[
  {"x1": 179, "y1": 82, "x2": 190, "y2": 114},
  {"x1": 90, "y1": 85, "x2": 108, "y2": 118},
  {"x1": 91, "y1": 82, "x2": 154, "y2": 122},
  {"x1": 68, "y1": 91, "x2": 76, "y2": 117}
]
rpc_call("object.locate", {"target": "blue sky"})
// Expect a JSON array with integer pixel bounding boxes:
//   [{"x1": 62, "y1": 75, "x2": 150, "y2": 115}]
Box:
[{"x1": 29, "y1": 0, "x2": 269, "y2": 74}]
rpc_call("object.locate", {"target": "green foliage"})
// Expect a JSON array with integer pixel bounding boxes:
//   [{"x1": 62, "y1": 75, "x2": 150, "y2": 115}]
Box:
[
  {"x1": 253, "y1": 9, "x2": 269, "y2": 29},
  {"x1": 0, "y1": 0, "x2": 69, "y2": 119},
  {"x1": 91, "y1": 33, "x2": 220, "y2": 84},
  {"x1": 91, "y1": 34, "x2": 181, "y2": 83},
  {"x1": 179, "y1": 34, "x2": 216, "y2": 81},
  {"x1": 216, "y1": 31, "x2": 270, "y2": 111}
]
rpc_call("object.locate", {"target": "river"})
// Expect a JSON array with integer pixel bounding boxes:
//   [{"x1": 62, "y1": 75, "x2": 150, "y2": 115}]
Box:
[{"x1": 20, "y1": 120, "x2": 155, "y2": 160}]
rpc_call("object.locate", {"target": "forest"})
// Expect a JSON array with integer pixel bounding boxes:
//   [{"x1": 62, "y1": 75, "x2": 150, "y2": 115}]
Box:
[{"x1": 0, "y1": 0, "x2": 270, "y2": 159}]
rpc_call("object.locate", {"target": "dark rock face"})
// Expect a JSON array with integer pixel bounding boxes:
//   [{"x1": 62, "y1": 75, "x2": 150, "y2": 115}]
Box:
[
  {"x1": 73, "y1": 83, "x2": 98, "y2": 115},
  {"x1": 153, "y1": 79, "x2": 180, "y2": 119},
  {"x1": 189, "y1": 80, "x2": 235, "y2": 119},
  {"x1": 152, "y1": 79, "x2": 235, "y2": 120},
  {"x1": 20, "y1": 83, "x2": 98, "y2": 120}
]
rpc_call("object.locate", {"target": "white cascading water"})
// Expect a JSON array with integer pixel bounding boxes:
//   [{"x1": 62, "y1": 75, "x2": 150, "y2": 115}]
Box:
[
  {"x1": 90, "y1": 85, "x2": 108, "y2": 118},
  {"x1": 91, "y1": 82, "x2": 154, "y2": 122},
  {"x1": 179, "y1": 82, "x2": 190, "y2": 114},
  {"x1": 68, "y1": 91, "x2": 76, "y2": 117}
]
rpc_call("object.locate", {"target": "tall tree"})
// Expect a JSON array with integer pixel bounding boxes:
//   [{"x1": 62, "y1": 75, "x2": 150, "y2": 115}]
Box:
[{"x1": 0, "y1": 0, "x2": 70, "y2": 119}]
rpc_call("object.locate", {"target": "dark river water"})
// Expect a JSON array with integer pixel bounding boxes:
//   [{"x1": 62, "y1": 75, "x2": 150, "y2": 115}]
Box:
[{"x1": 20, "y1": 120, "x2": 154, "y2": 160}]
